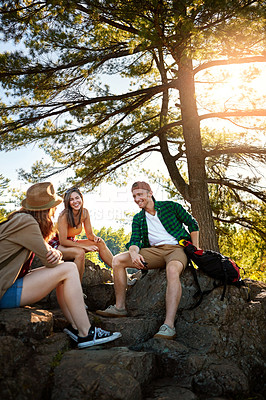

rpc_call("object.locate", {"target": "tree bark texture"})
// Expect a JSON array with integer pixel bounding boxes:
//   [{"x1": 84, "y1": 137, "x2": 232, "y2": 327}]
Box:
[{"x1": 178, "y1": 58, "x2": 219, "y2": 251}]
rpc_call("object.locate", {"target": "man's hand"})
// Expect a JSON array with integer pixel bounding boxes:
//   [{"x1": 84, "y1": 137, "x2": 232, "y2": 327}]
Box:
[
  {"x1": 46, "y1": 248, "x2": 63, "y2": 265},
  {"x1": 129, "y1": 249, "x2": 147, "y2": 269}
]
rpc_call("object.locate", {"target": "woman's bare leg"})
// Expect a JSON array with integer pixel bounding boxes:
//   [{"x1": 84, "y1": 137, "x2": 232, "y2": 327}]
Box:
[
  {"x1": 96, "y1": 240, "x2": 113, "y2": 267},
  {"x1": 20, "y1": 262, "x2": 90, "y2": 337},
  {"x1": 58, "y1": 245, "x2": 85, "y2": 281},
  {"x1": 55, "y1": 282, "x2": 76, "y2": 328},
  {"x1": 76, "y1": 239, "x2": 113, "y2": 268}
]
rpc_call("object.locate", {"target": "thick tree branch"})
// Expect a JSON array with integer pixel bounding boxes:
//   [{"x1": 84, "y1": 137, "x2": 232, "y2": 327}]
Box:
[
  {"x1": 207, "y1": 178, "x2": 266, "y2": 202},
  {"x1": 0, "y1": 44, "x2": 146, "y2": 78},
  {"x1": 204, "y1": 146, "x2": 266, "y2": 157},
  {"x1": 97, "y1": 15, "x2": 139, "y2": 35},
  {"x1": 0, "y1": 80, "x2": 180, "y2": 135},
  {"x1": 199, "y1": 110, "x2": 266, "y2": 120},
  {"x1": 213, "y1": 216, "x2": 265, "y2": 240},
  {"x1": 194, "y1": 56, "x2": 266, "y2": 75}
]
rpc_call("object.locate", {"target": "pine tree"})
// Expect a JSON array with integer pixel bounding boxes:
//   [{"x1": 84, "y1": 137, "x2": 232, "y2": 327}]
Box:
[{"x1": 0, "y1": 1, "x2": 265, "y2": 249}]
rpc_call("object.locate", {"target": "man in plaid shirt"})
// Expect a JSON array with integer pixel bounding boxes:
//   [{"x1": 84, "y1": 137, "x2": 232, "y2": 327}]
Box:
[{"x1": 96, "y1": 181, "x2": 199, "y2": 339}]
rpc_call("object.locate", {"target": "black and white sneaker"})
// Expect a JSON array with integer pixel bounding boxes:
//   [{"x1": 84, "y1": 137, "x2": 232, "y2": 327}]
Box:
[
  {"x1": 78, "y1": 327, "x2": 122, "y2": 349},
  {"x1": 63, "y1": 324, "x2": 79, "y2": 342}
]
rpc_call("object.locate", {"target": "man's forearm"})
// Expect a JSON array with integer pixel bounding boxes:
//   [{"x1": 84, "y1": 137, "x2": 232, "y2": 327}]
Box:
[{"x1": 190, "y1": 231, "x2": 199, "y2": 248}]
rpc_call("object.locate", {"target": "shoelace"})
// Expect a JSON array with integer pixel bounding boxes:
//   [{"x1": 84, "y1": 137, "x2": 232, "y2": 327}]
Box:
[
  {"x1": 96, "y1": 328, "x2": 110, "y2": 338},
  {"x1": 160, "y1": 324, "x2": 173, "y2": 332}
]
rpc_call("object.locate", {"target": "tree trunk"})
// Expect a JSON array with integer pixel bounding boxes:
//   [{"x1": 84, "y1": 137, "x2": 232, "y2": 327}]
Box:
[{"x1": 178, "y1": 58, "x2": 219, "y2": 251}]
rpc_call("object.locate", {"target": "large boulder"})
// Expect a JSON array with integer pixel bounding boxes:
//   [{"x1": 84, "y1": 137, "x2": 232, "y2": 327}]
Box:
[
  {"x1": 0, "y1": 329, "x2": 69, "y2": 400},
  {"x1": 0, "y1": 306, "x2": 54, "y2": 340},
  {"x1": 0, "y1": 259, "x2": 265, "y2": 400},
  {"x1": 52, "y1": 347, "x2": 157, "y2": 400},
  {"x1": 93, "y1": 269, "x2": 266, "y2": 398}
]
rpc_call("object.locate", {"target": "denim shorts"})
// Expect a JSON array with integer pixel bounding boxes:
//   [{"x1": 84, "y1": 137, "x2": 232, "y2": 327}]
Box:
[{"x1": 0, "y1": 278, "x2": 24, "y2": 309}]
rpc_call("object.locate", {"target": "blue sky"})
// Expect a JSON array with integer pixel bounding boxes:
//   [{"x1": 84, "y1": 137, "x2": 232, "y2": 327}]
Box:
[
  {"x1": 0, "y1": 40, "x2": 168, "y2": 230},
  {"x1": 0, "y1": 132, "x2": 169, "y2": 231},
  {"x1": 1, "y1": 41, "x2": 265, "y2": 231}
]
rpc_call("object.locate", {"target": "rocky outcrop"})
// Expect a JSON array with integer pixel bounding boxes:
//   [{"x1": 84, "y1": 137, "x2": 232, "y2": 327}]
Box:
[{"x1": 0, "y1": 260, "x2": 265, "y2": 400}]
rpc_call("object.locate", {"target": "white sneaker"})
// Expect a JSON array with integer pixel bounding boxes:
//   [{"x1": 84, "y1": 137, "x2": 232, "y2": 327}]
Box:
[
  {"x1": 153, "y1": 324, "x2": 176, "y2": 339},
  {"x1": 96, "y1": 305, "x2": 127, "y2": 318}
]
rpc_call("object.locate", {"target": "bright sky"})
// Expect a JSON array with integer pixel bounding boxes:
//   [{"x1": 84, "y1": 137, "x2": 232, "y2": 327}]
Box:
[
  {"x1": 0, "y1": 41, "x2": 171, "y2": 232},
  {"x1": 0, "y1": 145, "x2": 171, "y2": 232},
  {"x1": 0, "y1": 39, "x2": 265, "y2": 232}
]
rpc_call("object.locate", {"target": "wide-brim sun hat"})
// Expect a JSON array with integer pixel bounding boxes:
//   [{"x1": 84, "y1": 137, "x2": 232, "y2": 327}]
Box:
[{"x1": 21, "y1": 182, "x2": 63, "y2": 211}]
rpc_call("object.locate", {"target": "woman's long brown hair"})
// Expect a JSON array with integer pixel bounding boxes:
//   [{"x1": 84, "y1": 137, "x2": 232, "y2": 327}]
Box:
[{"x1": 7, "y1": 208, "x2": 55, "y2": 241}]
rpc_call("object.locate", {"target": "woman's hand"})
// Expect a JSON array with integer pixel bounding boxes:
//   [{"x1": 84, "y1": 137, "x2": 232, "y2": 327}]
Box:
[
  {"x1": 88, "y1": 234, "x2": 102, "y2": 243},
  {"x1": 46, "y1": 248, "x2": 63, "y2": 264},
  {"x1": 83, "y1": 245, "x2": 99, "y2": 252},
  {"x1": 94, "y1": 236, "x2": 103, "y2": 243}
]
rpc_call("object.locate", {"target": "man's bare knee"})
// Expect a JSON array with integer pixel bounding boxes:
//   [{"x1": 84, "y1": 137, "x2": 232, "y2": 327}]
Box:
[
  {"x1": 112, "y1": 253, "x2": 130, "y2": 270},
  {"x1": 112, "y1": 254, "x2": 123, "y2": 269},
  {"x1": 166, "y1": 261, "x2": 183, "y2": 280}
]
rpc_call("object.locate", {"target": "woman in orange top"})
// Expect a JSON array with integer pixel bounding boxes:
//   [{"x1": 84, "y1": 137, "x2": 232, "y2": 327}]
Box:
[{"x1": 49, "y1": 187, "x2": 113, "y2": 280}]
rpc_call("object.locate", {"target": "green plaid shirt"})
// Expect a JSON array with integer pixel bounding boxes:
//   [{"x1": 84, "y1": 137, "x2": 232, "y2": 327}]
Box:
[{"x1": 126, "y1": 200, "x2": 199, "y2": 250}]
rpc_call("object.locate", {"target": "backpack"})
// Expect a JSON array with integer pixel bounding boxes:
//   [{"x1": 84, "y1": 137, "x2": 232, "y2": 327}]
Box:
[{"x1": 179, "y1": 239, "x2": 250, "y2": 308}]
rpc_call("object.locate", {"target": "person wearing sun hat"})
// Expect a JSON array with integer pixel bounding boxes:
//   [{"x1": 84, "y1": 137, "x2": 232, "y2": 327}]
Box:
[
  {"x1": 21, "y1": 181, "x2": 63, "y2": 210},
  {"x1": 96, "y1": 180, "x2": 199, "y2": 340},
  {"x1": 0, "y1": 182, "x2": 121, "y2": 349}
]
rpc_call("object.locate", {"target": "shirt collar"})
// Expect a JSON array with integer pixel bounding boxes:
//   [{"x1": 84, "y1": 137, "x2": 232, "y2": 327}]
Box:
[
  {"x1": 141, "y1": 199, "x2": 160, "y2": 216},
  {"x1": 154, "y1": 199, "x2": 160, "y2": 211}
]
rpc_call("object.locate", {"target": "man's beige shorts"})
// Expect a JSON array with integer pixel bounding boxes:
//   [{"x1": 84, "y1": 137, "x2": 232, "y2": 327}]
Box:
[{"x1": 139, "y1": 244, "x2": 188, "y2": 271}]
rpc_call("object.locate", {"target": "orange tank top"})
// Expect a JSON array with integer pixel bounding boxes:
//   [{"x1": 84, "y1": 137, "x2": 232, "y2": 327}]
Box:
[
  {"x1": 56, "y1": 210, "x2": 86, "y2": 238},
  {"x1": 67, "y1": 224, "x2": 82, "y2": 237},
  {"x1": 67, "y1": 210, "x2": 86, "y2": 237}
]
